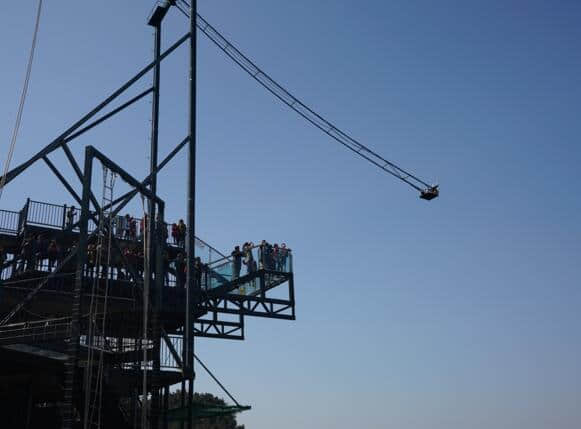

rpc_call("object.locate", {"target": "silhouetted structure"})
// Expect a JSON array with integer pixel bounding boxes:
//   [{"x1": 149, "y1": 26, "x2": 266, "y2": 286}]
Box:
[{"x1": 0, "y1": 2, "x2": 295, "y2": 428}]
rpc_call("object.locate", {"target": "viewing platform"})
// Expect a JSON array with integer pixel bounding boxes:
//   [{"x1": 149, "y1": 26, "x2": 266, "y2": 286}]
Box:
[{"x1": 0, "y1": 200, "x2": 295, "y2": 343}]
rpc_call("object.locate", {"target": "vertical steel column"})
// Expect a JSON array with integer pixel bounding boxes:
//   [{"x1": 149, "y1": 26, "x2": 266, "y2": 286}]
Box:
[
  {"x1": 149, "y1": 18, "x2": 162, "y2": 429},
  {"x1": 185, "y1": 1, "x2": 197, "y2": 428},
  {"x1": 148, "y1": 11, "x2": 161, "y2": 244},
  {"x1": 142, "y1": 229, "x2": 150, "y2": 429},
  {"x1": 180, "y1": 380, "x2": 186, "y2": 429},
  {"x1": 62, "y1": 146, "x2": 93, "y2": 429},
  {"x1": 152, "y1": 203, "x2": 165, "y2": 429}
]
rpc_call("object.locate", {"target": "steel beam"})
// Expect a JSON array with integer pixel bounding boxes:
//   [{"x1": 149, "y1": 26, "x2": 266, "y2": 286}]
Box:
[
  {"x1": 0, "y1": 32, "x2": 190, "y2": 187},
  {"x1": 61, "y1": 143, "x2": 101, "y2": 211},
  {"x1": 63, "y1": 88, "x2": 154, "y2": 144},
  {"x1": 194, "y1": 317, "x2": 244, "y2": 340},
  {"x1": 42, "y1": 156, "x2": 82, "y2": 204},
  {"x1": 89, "y1": 146, "x2": 164, "y2": 206},
  {"x1": 106, "y1": 136, "x2": 189, "y2": 211}
]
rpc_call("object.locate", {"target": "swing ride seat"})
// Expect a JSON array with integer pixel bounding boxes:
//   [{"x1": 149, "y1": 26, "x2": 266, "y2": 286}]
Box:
[{"x1": 420, "y1": 185, "x2": 439, "y2": 201}]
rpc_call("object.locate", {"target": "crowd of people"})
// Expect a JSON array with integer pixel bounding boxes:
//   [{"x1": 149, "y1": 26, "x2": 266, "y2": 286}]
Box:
[
  {"x1": 0, "y1": 209, "x2": 292, "y2": 291},
  {"x1": 0, "y1": 232, "x2": 204, "y2": 288},
  {"x1": 65, "y1": 206, "x2": 188, "y2": 248},
  {"x1": 231, "y1": 240, "x2": 291, "y2": 279},
  {"x1": 9, "y1": 234, "x2": 65, "y2": 274}
]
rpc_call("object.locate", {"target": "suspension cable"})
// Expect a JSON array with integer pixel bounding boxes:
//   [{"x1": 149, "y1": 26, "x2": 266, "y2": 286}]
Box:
[
  {"x1": 194, "y1": 353, "x2": 242, "y2": 407},
  {"x1": 0, "y1": 0, "x2": 43, "y2": 202},
  {"x1": 175, "y1": 1, "x2": 438, "y2": 199}
]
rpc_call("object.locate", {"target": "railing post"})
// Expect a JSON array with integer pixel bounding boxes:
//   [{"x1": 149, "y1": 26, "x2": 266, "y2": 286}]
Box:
[
  {"x1": 62, "y1": 204, "x2": 67, "y2": 230},
  {"x1": 260, "y1": 272, "x2": 266, "y2": 299},
  {"x1": 289, "y1": 274, "x2": 295, "y2": 319},
  {"x1": 19, "y1": 198, "x2": 30, "y2": 235}
]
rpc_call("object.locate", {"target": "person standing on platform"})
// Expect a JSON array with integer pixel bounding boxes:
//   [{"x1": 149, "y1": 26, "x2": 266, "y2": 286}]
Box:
[
  {"x1": 114, "y1": 215, "x2": 124, "y2": 238},
  {"x1": 243, "y1": 242, "x2": 254, "y2": 275},
  {"x1": 231, "y1": 245, "x2": 243, "y2": 279},
  {"x1": 194, "y1": 256, "x2": 204, "y2": 289},
  {"x1": 273, "y1": 244, "x2": 280, "y2": 271},
  {"x1": 171, "y1": 223, "x2": 178, "y2": 245},
  {"x1": 34, "y1": 234, "x2": 48, "y2": 270},
  {"x1": 177, "y1": 219, "x2": 186, "y2": 248},
  {"x1": 279, "y1": 243, "x2": 289, "y2": 271},
  {"x1": 47, "y1": 239, "x2": 59, "y2": 272},
  {"x1": 174, "y1": 252, "x2": 186, "y2": 288},
  {"x1": 123, "y1": 214, "x2": 131, "y2": 239},
  {"x1": 65, "y1": 206, "x2": 76, "y2": 230},
  {"x1": 19, "y1": 238, "x2": 33, "y2": 272},
  {"x1": 62, "y1": 242, "x2": 77, "y2": 274},
  {"x1": 129, "y1": 217, "x2": 137, "y2": 241},
  {"x1": 139, "y1": 215, "x2": 148, "y2": 242}
]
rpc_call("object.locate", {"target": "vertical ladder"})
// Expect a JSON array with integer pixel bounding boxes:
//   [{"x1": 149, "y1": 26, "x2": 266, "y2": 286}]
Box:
[{"x1": 83, "y1": 167, "x2": 116, "y2": 429}]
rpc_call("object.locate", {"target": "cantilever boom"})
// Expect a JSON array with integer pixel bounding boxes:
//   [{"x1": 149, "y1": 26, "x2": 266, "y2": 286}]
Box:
[{"x1": 174, "y1": 1, "x2": 439, "y2": 200}]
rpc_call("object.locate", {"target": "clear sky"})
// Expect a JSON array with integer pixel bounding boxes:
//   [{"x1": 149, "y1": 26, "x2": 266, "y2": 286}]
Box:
[{"x1": 1, "y1": 1, "x2": 580, "y2": 428}]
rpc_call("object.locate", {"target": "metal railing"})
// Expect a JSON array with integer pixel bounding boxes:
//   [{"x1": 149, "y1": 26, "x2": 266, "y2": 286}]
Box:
[
  {"x1": 0, "y1": 209, "x2": 20, "y2": 235},
  {"x1": 0, "y1": 317, "x2": 73, "y2": 344},
  {"x1": 160, "y1": 334, "x2": 182, "y2": 370},
  {"x1": 26, "y1": 200, "x2": 67, "y2": 230},
  {"x1": 2, "y1": 199, "x2": 226, "y2": 262},
  {"x1": 0, "y1": 318, "x2": 179, "y2": 370}
]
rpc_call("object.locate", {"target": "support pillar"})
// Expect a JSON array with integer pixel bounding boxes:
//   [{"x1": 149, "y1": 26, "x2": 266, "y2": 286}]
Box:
[
  {"x1": 185, "y1": 1, "x2": 198, "y2": 428},
  {"x1": 62, "y1": 147, "x2": 93, "y2": 429}
]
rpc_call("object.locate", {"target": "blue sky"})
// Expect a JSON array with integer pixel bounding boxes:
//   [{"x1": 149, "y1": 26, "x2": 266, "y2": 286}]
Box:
[{"x1": 1, "y1": 1, "x2": 580, "y2": 428}]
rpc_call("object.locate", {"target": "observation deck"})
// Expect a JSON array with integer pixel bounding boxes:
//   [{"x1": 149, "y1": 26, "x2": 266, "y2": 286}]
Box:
[{"x1": 0, "y1": 199, "x2": 295, "y2": 383}]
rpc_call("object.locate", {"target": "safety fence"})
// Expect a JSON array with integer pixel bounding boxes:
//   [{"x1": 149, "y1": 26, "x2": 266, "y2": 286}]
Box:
[
  {"x1": 0, "y1": 209, "x2": 20, "y2": 235},
  {"x1": 0, "y1": 317, "x2": 73, "y2": 345},
  {"x1": 0, "y1": 199, "x2": 225, "y2": 262}
]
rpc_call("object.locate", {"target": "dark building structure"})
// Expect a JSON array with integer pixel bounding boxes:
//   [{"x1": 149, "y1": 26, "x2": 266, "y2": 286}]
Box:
[
  {"x1": 0, "y1": 199, "x2": 294, "y2": 428},
  {"x1": 0, "y1": 2, "x2": 295, "y2": 428}
]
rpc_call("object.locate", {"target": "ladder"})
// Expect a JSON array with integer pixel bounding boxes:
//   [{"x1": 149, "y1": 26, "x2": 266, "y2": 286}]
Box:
[{"x1": 83, "y1": 167, "x2": 116, "y2": 429}]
